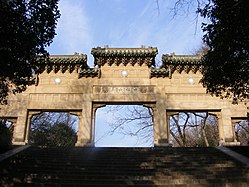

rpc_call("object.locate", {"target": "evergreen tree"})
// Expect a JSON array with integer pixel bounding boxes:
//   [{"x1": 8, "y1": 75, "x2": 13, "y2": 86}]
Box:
[
  {"x1": 30, "y1": 122, "x2": 77, "y2": 147},
  {"x1": 0, "y1": 120, "x2": 12, "y2": 152},
  {"x1": 0, "y1": 0, "x2": 60, "y2": 104},
  {"x1": 199, "y1": 0, "x2": 249, "y2": 102}
]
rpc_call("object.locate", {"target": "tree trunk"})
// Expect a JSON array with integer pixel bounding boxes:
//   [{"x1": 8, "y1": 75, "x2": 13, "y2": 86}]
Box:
[{"x1": 201, "y1": 127, "x2": 209, "y2": 147}]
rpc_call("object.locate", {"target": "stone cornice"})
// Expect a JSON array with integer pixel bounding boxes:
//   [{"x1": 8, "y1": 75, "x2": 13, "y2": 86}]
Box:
[
  {"x1": 162, "y1": 54, "x2": 204, "y2": 74},
  {"x1": 91, "y1": 47, "x2": 158, "y2": 67}
]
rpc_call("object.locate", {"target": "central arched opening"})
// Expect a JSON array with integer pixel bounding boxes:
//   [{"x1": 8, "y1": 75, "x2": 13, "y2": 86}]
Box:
[{"x1": 94, "y1": 104, "x2": 154, "y2": 147}]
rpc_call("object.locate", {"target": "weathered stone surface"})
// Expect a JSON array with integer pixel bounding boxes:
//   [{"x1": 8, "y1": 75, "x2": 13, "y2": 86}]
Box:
[{"x1": 0, "y1": 47, "x2": 248, "y2": 146}]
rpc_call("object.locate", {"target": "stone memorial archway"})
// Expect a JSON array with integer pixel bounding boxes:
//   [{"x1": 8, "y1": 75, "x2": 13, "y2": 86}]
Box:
[{"x1": 0, "y1": 47, "x2": 248, "y2": 146}]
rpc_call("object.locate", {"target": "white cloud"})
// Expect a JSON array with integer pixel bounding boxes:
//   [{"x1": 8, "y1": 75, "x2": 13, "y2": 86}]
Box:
[
  {"x1": 48, "y1": 0, "x2": 93, "y2": 55},
  {"x1": 46, "y1": 0, "x2": 206, "y2": 147},
  {"x1": 48, "y1": 0, "x2": 204, "y2": 66}
]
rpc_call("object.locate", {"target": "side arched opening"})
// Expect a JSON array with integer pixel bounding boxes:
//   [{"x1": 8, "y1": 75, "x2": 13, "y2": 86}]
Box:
[
  {"x1": 168, "y1": 111, "x2": 219, "y2": 147},
  {"x1": 28, "y1": 111, "x2": 79, "y2": 147}
]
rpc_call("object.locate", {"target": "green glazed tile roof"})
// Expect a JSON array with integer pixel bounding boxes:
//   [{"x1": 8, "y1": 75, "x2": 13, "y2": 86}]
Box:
[
  {"x1": 162, "y1": 54, "x2": 204, "y2": 73},
  {"x1": 162, "y1": 54, "x2": 203, "y2": 64},
  {"x1": 91, "y1": 47, "x2": 158, "y2": 56},
  {"x1": 49, "y1": 54, "x2": 87, "y2": 65},
  {"x1": 37, "y1": 54, "x2": 88, "y2": 74},
  {"x1": 91, "y1": 47, "x2": 158, "y2": 67}
]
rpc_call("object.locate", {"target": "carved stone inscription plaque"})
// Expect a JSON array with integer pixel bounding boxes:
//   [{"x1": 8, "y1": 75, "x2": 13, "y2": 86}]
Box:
[{"x1": 94, "y1": 86, "x2": 154, "y2": 94}]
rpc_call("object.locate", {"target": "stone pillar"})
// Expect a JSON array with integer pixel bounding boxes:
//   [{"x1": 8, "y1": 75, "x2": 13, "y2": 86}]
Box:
[
  {"x1": 220, "y1": 109, "x2": 240, "y2": 146},
  {"x1": 70, "y1": 111, "x2": 83, "y2": 146},
  {"x1": 12, "y1": 110, "x2": 28, "y2": 145},
  {"x1": 77, "y1": 101, "x2": 93, "y2": 146},
  {"x1": 217, "y1": 113, "x2": 225, "y2": 145},
  {"x1": 166, "y1": 112, "x2": 171, "y2": 145},
  {"x1": 210, "y1": 112, "x2": 225, "y2": 145},
  {"x1": 153, "y1": 102, "x2": 170, "y2": 146},
  {"x1": 91, "y1": 103, "x2": 106, "y2": 146},
  {"x1": 24, "y1": 111, "x2": 41, "y2": 144},
  {"x1": 5, "y1": 118, "x2": 17, "y2": 145}
]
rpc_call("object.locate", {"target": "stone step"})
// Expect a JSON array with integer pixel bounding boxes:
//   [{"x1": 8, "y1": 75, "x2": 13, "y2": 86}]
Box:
[
  {"x1": 1, "y1": 146, "x2": 248, "y2": 186},
  {"x1": 2, "y1": 176, "x2": 248, "y2": 187}
]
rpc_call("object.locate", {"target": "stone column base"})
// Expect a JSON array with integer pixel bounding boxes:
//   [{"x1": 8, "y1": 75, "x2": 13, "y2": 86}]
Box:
[
  {"x1": 75, "y1": 143, "x2": 93, "y2": 147},
  {"x1": 154, "y1": 143, "x2": 173, "y2": 147},
  {"x1": 75, "y1": 139, "x2": 93, "y2": 147},
  {"x1": 12, "y1": 141, "x2": 26, "y2": 145},
  {"x1": 220, "y1": 141, "x2": 241, "y2": 146},
  {"x1": 154, "y1": 139, "x2": 173, "y2": 147}
]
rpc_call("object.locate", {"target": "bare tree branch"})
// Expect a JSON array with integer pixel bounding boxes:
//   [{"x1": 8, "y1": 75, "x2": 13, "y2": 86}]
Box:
[{"x1": 155, "y1": 0, "x2": 160, "y2": 16}]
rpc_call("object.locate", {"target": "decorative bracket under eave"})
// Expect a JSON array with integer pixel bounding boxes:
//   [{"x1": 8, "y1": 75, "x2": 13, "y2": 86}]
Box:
[
  {"x1": 78, "y1": 68, "x2": 100, "y2": 78},
  {"x1": 149, "y1": 67, "x2": 169, "y2": 78}
]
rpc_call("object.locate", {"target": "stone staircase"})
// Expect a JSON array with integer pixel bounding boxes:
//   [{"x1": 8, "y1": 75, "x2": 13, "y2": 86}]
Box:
[
  {"x1": 227, "y1": 146, "x2": 249, "y2": 158},
  {"x1": 0, "y1": 146, "x2": 249, "y2": 186}
]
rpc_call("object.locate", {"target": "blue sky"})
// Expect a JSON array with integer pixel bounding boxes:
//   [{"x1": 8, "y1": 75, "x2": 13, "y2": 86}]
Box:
[
  {"x1": 47, "y1": 0, "x2": 205, "y2": 147},
  {"x1": 47, "y1": 0, "x2": 204, "y2": 67},
  {"x1": 94, "y1": 105, "x2": 154, "y2": 147}
]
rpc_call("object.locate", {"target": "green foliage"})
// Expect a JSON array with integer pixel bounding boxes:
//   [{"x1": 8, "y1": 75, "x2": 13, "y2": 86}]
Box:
[
  {"x1": 0, "y1": 0, "x2": 60, "y2": 104},
  {"x1": 30, "y1": 122, "x2": 77, "y2": 147},
  {"x1": 0, "y1": 120, "x2": 12, "y2": 151},
  {"x1": 47, "y1": 123, "x2": 77, "y2": 147},
  {"x1": 29, "y1": 122, "x2": 51, "y2": 146},
  {"x1": 199, "y1": 0, "x2": 249, "y2": 102}
]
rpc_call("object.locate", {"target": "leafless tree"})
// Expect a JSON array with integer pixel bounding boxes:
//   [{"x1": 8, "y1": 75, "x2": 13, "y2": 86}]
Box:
[
  {"x1": 31, "y1": 112, "x2": 78, "y2": 132},
  {"x1": 104, "y1": 105, "x2": 154, "y2": 146},
  {"x1": 101, "y1": 105, "x2": 219, "y2": 147},
  {"x1": 155, "y1": 0, "x2": 208, "y2": 17},
  {"x1": 192, "y1": 42, "x2": 209, "y2": 55},
  {"x1": 234, "y1": 120, "x2": 249, "y2": 145},
  {"x1": 170, "y1": 112, "x2": 218, "y2": 147}
]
